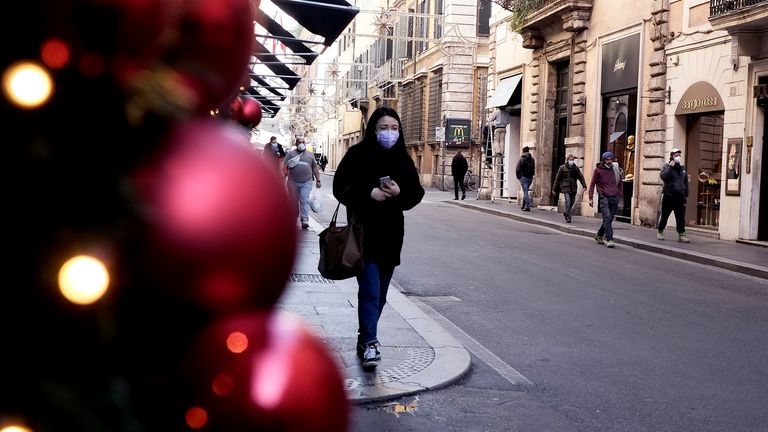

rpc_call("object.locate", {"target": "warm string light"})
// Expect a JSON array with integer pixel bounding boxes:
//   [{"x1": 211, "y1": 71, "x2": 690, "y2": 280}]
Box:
[
  {"x1": 2, "y1": 61, "x2": 54, "y2": 109},
  {"x1": 58, "y1": 255, "x2": 110, "y2": 305},
  {"x1": 0, "y1": 426, "x2": 33, "y2": 432}
]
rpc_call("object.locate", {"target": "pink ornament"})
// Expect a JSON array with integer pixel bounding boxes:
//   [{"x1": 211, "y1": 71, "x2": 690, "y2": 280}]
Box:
[
  {"x1": 183, "y1": 311, "x2": 349, "y2": 431},
  {"x1": 136, "y1": 119, "x2": 297, "y2": 312}
]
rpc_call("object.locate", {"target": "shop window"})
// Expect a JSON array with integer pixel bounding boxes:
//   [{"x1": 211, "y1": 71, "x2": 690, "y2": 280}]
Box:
[
  {"x1": 601, "y1": 92, "x2": 638, "y2": 221},
  {"x1": 686, "y1": 113, "x2": 724, "y2": 228}
]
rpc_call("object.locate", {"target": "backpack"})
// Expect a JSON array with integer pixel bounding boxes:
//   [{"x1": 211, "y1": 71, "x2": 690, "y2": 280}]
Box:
[{"x1": 521, "y1": 155, "x2": 535, "y2": 177}]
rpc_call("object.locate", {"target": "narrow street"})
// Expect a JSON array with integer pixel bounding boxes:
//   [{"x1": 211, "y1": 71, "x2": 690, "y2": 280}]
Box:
[{"x1": 311, "y1": 185, "x2": 768, "y2": 432}]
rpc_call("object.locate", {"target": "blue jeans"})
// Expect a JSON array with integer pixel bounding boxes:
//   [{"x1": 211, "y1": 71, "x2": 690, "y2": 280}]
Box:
[
  {"x1": 563, "y1": 192, "x2": 576, "y2": 218},
  {"x1": 290, "y1": 180, "x2": 313, "y2": 222},
  {"x1": 356, "y1": 261, "x2": 395, "y2": 346},
  {"x1": 519, "y1": 176, "x2": 532, "y2": 208},
  {"x1": 597, "y1": 194, "x2": 620, "y2": 240}
]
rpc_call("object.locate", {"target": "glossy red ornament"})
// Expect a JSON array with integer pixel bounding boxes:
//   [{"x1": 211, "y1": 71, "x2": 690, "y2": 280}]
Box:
[
  {"x1": 183, "y1": 311, "x2": 349, "y2": 431},
  {"x1": 238, "y1": 97, "x2": 263, "y2": 129},
  {"x1": 136, "y1": 119, "x2": 297, "y2": 312},
  {"x1": 228, "y1": 95, "x2": 244, "y2": 122},
  {"x1": 165, "y1": 0, "x2": 255, "y2": 113}
]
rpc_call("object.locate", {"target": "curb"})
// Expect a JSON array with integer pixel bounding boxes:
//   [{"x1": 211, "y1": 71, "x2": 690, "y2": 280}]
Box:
[{"x1": 447, "y1": 200, "x2": 768, "y2": 281}]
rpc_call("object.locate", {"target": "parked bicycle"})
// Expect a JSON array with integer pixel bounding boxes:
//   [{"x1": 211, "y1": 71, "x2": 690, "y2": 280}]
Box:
[{"x1": 443, "y1": 169, "x2": 478, "y2": 192}]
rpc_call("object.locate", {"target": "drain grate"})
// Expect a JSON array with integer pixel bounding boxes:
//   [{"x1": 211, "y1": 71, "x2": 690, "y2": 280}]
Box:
[
  {"x1": 289, "y1": 273, "x2": 335, "y2": 284},
  {"x1": 345, "y1": 347, "x2": 435, "y2": 389}
]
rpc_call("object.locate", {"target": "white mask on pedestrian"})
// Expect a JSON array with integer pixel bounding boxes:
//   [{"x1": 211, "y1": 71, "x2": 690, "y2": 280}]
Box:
[
  {"x1": 567, "y1": 160, "x2": 575, "y2": 166},
  {"x1": 674, "y1": 155, "x2": 681, "y2": 164},
  {"x1": 376, "y1": 130, "x2": 399, "y2": 149},
  {"x1": 297, "y1": 143, "x2": 306, "y2": 152}
]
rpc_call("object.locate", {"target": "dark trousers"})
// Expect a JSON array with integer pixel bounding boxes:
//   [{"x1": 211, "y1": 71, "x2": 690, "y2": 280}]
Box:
[
  {"x1": 453, "y1": 175, "x2": 466, "y2": 199},
  {"x1": 597, "y1": 194, "x2": 620, "y2": 240},
  {"x1": 658, "y1": 194, "x2": 686, "y2": 233}
]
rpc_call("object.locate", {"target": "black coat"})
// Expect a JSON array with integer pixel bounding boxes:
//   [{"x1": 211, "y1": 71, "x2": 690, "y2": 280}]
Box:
[
  {"x1": 451, "y1": 154, "x2": 468, "y2": 178},
  {"x1": 333, "y1": 140, "x2": 424, "y2": 267},
  {"x1": 660, "y1": 163, "x2": 688, "y2": 197},
  {"x1": 553, "y1": 163, "x2": 587, "y2": 194}
]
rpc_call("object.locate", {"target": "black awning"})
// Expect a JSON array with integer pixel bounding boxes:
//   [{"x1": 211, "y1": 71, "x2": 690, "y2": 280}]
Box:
[
  {"x1": 271, "y1": 0, "x2": 360, "y2": 46},
  {"x1": 247, "y1": 0, "x2": 359, "y2": 118}
]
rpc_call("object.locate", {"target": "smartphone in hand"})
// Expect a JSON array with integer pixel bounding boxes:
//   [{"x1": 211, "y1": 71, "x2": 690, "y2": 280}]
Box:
[{"x1": 379, "y1": 176, "x2": 392, "y2": 188}]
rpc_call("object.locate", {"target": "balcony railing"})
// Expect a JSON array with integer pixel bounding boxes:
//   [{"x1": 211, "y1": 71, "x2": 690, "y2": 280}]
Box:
[
  {"x1": 710, "y1": 0, "x2": 768, "y2": 17},
  {"x1": 499, "y1": 0, "x2": 560, "y2": 11}
]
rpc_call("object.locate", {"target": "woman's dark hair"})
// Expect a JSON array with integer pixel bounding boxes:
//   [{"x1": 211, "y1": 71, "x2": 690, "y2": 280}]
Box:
[{"x1": 363, "y1": 106, "x2": 406, "y2": 150}]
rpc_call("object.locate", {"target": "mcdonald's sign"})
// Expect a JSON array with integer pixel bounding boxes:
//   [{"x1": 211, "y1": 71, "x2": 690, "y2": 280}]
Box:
[{"x1": 445, "y1": 118, "x2": 471, "y2": 148}]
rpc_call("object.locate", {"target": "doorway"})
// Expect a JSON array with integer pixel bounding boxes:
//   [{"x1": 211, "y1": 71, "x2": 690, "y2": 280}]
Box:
[
  {"x1": 760, "y1": 100, "x2": 768, "y2": 239},
  {"x1": 552, "y1": 62, "x2": 569, "y2": 204},
  {"x1": 685, "y1": 113, "x2": 724, "y2": 228}
]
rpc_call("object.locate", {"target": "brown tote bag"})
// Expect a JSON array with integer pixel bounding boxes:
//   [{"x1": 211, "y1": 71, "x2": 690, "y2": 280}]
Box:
[{"x1": 318, "y1": 203, "x2": 364, "y2": 280}]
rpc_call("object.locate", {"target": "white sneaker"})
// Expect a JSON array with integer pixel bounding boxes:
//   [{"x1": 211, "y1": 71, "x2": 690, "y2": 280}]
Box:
[{"x1": 361, "y1": 344, "x2": 380, "y2": 368}]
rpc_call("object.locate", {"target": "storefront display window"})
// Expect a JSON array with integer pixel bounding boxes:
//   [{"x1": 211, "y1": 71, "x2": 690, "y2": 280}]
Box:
[
  {"x1": 686, "y1": 113, "x2": 723, "y2": 228},
  {"x1": 601, "y1": 92, "x2": 637, "y2": 221}
]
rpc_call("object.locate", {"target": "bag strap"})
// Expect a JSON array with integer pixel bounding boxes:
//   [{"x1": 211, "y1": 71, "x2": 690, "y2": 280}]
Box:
[{"x1": 330, "y1": 202, "x2": 341, "y2": 226}]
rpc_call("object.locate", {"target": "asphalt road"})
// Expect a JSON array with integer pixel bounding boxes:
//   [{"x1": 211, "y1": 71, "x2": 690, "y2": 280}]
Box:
[{"x1": 311, "y1": 185, "x2": 768, "y2": 432}]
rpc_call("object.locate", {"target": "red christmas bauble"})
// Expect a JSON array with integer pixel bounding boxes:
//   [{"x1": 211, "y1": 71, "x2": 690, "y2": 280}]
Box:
[
  {"x1": 136, "y1": 119, "x2": 297, "y2": 312},
  {"x1": 165, "y1": 0, "x2": 254, "y2": 112},
  {"x1": 183, "y1": 311, "x2": 349, "y2": 431},
  {"x1": 228, "y1": 95, "x2": 244, "y2": 122},
  {"x1": 238, "y1": 97, "x2": 262, "y2": 129}
]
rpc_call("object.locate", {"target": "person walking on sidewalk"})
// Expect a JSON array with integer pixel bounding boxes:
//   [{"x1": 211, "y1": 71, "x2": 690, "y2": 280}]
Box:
[
  {"x1": 333, "y1": 107, "x2": 425, "y2": 368},
  {"x1": 282, "y1": 137, "x2": 321, "y2": 230},
  {"x1": 552, "y1": 153, "x2": 587, "y2": 223},
  {"x1": 515, "y1": 146, "x2": 535, "y2": 211},
  {"x1": 451, "y1": 150, "x2": 468, "y2": 200},
  {"x1": 657, "y1": 148, "x2": 690, "y2": 242},
  {"x1": 262, "y1": 136, "x2": 286, "y2": 168},
  {"x1": 588, "y1": 151, "x2": 623, "y2": 248}
]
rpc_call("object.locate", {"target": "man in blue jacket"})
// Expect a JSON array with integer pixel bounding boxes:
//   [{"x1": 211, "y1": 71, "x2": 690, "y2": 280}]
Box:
[{"x1": 657, "y1": 148, "x2": 690, "y2": 242}]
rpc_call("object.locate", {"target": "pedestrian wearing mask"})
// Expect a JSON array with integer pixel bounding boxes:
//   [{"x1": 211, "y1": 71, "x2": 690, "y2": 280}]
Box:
[
  {"x1": 282, "y1": 137, "x2": 321, "y2": 230},
  {"x1": 657, "y1": 148, "x2": 690, "y2": 242},
  {"x1": 552, "y1": 154, "x2": 587, "y2": 223},
  {"x1": 588, "y1": 151, "x2": 623, "y2": 248},
  {"x1": 262, "y1": 136, "x2": 286, "y2": 167},
  {"x1": 333, "y1": 107, "x2": 425, "y2": 368}
]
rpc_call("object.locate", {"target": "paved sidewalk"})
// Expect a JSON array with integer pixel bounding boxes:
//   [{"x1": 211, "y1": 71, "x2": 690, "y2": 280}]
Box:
[
  {"x1": 444, "y1": 195, "x2": 768, "y2": 280},
  {"x1": 278, "y1": 217, "x2": 471, "y2": 404}
]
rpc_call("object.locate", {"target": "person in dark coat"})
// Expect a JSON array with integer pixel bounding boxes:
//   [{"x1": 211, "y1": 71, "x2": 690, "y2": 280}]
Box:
[
  {"x1": 552, "y1": 153, "x2": 587, "y2": 223},
  {"x1": 451, "y1": 151, "x2": 469, "y2": 200},
  {"x1": 657, "y1": 148, "x2": 690, "y2": 242},
  {"x1": 515, "y1": 146, "x2": 535, "y2": 211},
  {"x1": 262, "y1": 135, "x2": 286, "y2": 169},
  {"x1": 333, "y1": 106, "x2": 425, "y2": 368}
]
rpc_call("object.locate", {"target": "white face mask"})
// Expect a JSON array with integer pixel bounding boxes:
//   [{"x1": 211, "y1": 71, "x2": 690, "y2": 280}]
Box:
[
  {"x1": 376, "y1": 130, "x2": 399, "y2": 149},
  {"x1": 297, "y1": 143, "x2": 306, "y2": 152},
  {"x1": 567, "y1": 160, "x2": 575, "y2": 166},
  {"x1": 674, "y1": 155, "x2": 682, "y2": 164}
]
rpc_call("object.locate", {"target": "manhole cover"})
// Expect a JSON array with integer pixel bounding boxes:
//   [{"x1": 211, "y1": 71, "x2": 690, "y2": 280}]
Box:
[
  {"x1": 345, "y1": 347, "x2": 435, "y2": 389},
  {"x1": 289, "y1": 274, "x2": 335, "y2": 283}
]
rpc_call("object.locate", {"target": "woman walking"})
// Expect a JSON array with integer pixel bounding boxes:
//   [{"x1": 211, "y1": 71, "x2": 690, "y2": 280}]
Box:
[{"x1": 333, "y1": 107, "x2": 425, "y2": 368}]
